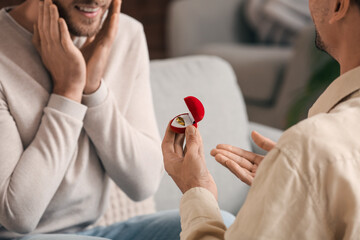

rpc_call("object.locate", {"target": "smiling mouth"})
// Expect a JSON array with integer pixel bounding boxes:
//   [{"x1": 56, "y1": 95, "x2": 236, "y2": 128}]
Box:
[
  {"x1": 75, "y1": 6, "x2": 100, "y2": 13},
  {"x1": 74, "y1": 5, "x2": 101, "y2": 18}
]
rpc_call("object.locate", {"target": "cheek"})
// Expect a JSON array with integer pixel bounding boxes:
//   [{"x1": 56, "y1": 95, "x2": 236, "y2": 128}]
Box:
[{"x1": 309, "y1": 0, "x2": 330, "y2": 24}]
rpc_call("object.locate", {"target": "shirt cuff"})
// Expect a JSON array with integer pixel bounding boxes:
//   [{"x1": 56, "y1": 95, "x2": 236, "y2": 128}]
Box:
[
  {"x1": 82, "y1": 80, "x2": 108, "y2": 107},
  {"x1": 47, "y1": 94, "x2": 87, "y2": 121},
  {"x1": 180, "y1": 187, "x2": 223, "y2": 231}
]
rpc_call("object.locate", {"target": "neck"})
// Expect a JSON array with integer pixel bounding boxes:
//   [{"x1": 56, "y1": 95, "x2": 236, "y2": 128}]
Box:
[
  {"x1": 338, "y1": 42, "x2": 360, "y2": 75},
  {"x1": 9, "y1": 0, "x2": 38, "y2": 33}
]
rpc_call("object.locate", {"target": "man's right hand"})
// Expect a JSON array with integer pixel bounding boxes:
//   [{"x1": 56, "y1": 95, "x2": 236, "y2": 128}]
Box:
[
  {"x1": 32, "y1": 0, "x2": 86, "y2": 102},
  {"x1": 210, "y1": 131, "x2": 276, "y2": 186},
  {"x1": 81, "y1": 0, "x2": 122, "y2": 95},
  {"x1": 162, "y1": 124, "x2": 218, "y2": 200}
]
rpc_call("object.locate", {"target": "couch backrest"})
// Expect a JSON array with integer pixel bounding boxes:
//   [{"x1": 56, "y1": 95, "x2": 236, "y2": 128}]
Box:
[{"x1": 150, "y1": 56, "x2": 251, "y2": 214}]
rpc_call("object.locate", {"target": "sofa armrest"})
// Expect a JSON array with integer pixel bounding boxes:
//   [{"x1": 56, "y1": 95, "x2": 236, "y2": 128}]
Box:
[
  {"x1": 249, "y1": 121, "x2": 283, "y2": 155},
  {"x1": 167, "y1": 0, "x2": 252, "y2": 57}
]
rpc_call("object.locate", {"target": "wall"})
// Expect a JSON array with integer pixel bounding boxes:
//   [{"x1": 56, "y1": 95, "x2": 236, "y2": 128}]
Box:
[
  {"x1": 0, "y1": 0, "x2": 24, "y2": 9},
  {"x1": 122, "y1": 0, "x2": 172, "y2": 59}
]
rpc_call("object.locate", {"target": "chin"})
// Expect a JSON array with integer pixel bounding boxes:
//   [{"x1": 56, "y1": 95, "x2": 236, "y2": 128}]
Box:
[
  {"x1": 68, "y1": 22, "x2": 101, "y2": 37},
  {"x1": 71, "y1": 28, "x2": 99, "y2": 37}
]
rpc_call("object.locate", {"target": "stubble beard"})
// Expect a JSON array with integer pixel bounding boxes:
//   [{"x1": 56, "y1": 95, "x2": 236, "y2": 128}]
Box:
[
  {"x1": 315, "y1": 29, "x2": 328, "y2": 54},
  {"x1": 52, "y1": 0, "x2": 105, "y2": 37}
]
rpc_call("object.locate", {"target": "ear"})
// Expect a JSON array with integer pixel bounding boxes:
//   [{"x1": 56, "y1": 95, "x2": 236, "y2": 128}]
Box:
[{"x1": 329, "y1": 0, "x2": 351, "y2": 24}]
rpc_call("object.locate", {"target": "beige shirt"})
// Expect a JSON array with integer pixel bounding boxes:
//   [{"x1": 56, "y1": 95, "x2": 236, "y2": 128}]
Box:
[{"x1": 180, "y1": 66, "x2": 360, "y2": 239}]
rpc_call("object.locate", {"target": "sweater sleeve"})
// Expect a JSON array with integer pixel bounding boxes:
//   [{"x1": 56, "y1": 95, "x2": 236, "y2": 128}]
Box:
[
  {"x1": 0, "y1": 92, "x2": 87, "y2": 234},
  {"x1": 81, "y1": 26, "x2": 163, "y2": 201}
]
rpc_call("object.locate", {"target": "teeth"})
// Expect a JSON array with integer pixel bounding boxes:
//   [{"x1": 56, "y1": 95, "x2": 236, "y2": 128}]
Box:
[{"x1": 78, "y1": 6, "x2": 99, "y2": 13}]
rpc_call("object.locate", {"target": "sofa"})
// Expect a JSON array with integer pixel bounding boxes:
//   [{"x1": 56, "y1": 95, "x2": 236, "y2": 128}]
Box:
[
  {"x1": 166, "y1": 0, "x2": 332, "y2": 130},
  {"x1": 93, "y1": 56, "x2": 283, "y2": 227}
]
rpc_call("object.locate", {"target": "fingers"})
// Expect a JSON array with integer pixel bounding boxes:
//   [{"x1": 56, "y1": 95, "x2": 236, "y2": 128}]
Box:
[
  {"x1": 105, "y1": 13, "x2": 119, "y2": 43},
  {"x1": 211, "y1": 144, "x2": 264, "y2": 165},
  {"x1": 37, "y1": 0, "x2": 61, "y2": 47},
  {"x1": 107, "y1": 0, "x2": 122, "y2": 23},
  {"x1": 37, "y1": 1, "x2": 46, "y2": 46},
  {"x1": 59, "y1": 18, "x2": 74, "y2": 52},
  {"x1": 161, "y1": 123, "x2": 176, "y2": 155},
  {"x1": 213, "y1": 150, "x2": 255, "y2": 186},
  {"x1": 213, "y1": 150, "x2": 257, "y2": 172},
  {"x1": 225, "y1": 160, "x2": 254, "y2": 186},
  {"x1": 49, "y1": 3, "x2": 60, "y2": 42},
  {"x1": 185, "y1": 125, "x2": 198, "y2": 142},
  {"x1": 214, "y1": 149, "x2": 255, "y2": 170},
  {"x1": 184, "y1": 126, "x2": 203, "y2": 162},
  {"x1": 174, "y1": 133, "x2": 185, "y2": 157},
  {"x1": 101, "y1": 10, "x2": 119, "y2": 45},
  {"x1": 43, "y1": 0, "x2": 51, "y2": 42},
  {"x1": 111, "y1": 0, "x2": 122, "y2": 15},
  {"x1": 184, "y1": 126, "x2": 199, "y2": 152},
  {"x1": 96, "y1": 0, "x2": 121, "y2": 44},
  {"x1": 198, "y1": 132, "x2": 205, "y2": 158},
  {"x1": 251, "y1": 131, "x2": 276, "y2": 152}
]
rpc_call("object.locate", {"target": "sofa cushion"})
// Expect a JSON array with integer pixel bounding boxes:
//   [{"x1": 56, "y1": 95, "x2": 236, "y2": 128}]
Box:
[{"x1": 150, "y1": 56, "x2": 251, "y2": 214}]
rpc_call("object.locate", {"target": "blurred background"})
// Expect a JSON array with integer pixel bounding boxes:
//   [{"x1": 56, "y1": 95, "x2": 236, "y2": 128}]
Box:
[{"x1": 1, "y1": 0, "x2": 340, "y2": 130}]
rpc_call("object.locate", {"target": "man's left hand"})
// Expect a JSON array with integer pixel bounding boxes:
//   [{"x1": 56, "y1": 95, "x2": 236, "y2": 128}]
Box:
[
  {"x1": 162, "y1": 124, "x2": 218, "y2": 200},
  {"x1": 210, "y1": 131, "x2": 275, "y2": 186},
  {"x1": 81, "y1": 0, "x2": 122, "y2": 94}
]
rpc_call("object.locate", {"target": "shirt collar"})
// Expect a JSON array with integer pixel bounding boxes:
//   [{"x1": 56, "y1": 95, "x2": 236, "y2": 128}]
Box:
[{"x1": 308, "y1": 66, "x2": 360, "y2": 118}]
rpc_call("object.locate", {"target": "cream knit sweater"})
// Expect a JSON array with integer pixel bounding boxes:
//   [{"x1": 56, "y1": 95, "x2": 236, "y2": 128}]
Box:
[{"x1": 0, "y1": 9, "x2": 163, "y2": 239}]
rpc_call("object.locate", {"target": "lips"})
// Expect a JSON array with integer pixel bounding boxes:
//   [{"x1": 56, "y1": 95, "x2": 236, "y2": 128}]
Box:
[
  {"x1": 75, "y1": 5, "x2": 101, "y2": 18},
  {"x1": 75, "y1": 6, "x2": 100, "y2": 13}
]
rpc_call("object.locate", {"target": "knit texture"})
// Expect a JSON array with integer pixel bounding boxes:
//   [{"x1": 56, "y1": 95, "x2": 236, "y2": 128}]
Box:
[{"x1": 92, "y1": 180, "x2": 156, "y2": 227}]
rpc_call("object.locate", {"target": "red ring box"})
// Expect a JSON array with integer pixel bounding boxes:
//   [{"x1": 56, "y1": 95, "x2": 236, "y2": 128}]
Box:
[{"x1": 170, "y1": 96, "x2": 205, "y2": 134}]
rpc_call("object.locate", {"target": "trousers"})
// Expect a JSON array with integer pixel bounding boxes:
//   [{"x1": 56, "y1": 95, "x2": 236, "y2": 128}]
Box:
[{"x1": 19, "y1": 210, "x2": 235, "y2": 240}]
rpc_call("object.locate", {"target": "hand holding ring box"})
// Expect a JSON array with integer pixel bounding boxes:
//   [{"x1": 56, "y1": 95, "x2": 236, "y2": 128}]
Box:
[{"x1": 170, "y1": 96, "x2": 205, "y2": 134}]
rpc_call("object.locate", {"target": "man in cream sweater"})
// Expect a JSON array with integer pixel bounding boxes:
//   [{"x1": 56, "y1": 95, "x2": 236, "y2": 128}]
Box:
[
  {"x1": 0, "y1": 0, "x2": 180, "y2": 239},
  {"x1": 163, "y1": 0, "x2": 360, "y2": 239}
]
